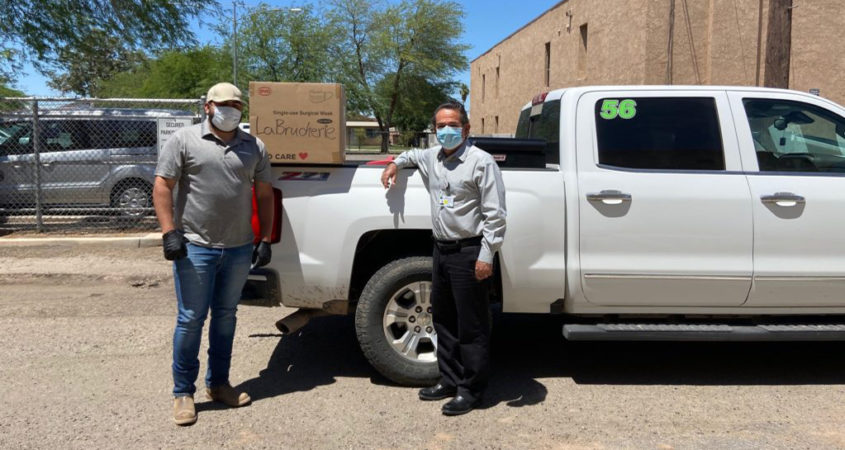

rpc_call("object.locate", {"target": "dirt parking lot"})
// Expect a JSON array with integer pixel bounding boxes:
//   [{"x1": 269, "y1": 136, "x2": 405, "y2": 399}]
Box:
[{"x1": 1, "y1": 244, "x2": 844, "y2": 449}]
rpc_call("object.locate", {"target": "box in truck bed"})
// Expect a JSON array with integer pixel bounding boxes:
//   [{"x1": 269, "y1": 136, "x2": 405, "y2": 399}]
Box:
[{"x1": 249, "y1": 82, "x2": 346, "y2": 164}]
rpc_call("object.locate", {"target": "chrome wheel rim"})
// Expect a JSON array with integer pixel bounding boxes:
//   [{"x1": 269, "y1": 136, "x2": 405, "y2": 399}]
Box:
[
  {"x1": 382, "y1": 281, "x2": 437, "y2": 363},
  {"x1": 117, "y1": 187, "x2": 148, "y2": 216}
]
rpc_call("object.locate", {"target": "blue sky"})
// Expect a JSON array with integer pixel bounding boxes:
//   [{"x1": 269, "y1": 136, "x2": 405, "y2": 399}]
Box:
[{"x1": 14, "y1": 0, "x2": 562, "y2": 97}]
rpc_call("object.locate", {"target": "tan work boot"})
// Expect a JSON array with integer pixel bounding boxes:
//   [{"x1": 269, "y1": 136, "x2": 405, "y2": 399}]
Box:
[
  {"x1": 173, "y1": 396, "x2": 196, "y2": 426},
  {"x1": 206, "y1": 384, "x2": 251, "y2": 407}
]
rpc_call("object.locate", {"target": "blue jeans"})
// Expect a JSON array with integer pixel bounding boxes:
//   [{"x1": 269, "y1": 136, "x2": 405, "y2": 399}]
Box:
[{"x1": 172, "y1": 242, "x2": 253, "y2": 397}]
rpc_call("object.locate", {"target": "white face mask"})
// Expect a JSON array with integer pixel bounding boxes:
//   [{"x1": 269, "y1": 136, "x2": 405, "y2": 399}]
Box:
[{"x1": 211, "y1": 105, "x2": 242, "y2": 132}]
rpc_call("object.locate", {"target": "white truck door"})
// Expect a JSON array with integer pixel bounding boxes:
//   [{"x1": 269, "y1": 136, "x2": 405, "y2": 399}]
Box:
[
  {"x1": 729, "y1": 91, "x2": 845, "y2": 307},
  {"x1": 576, "y1": 90, "x2": 753, "y2": 306}
]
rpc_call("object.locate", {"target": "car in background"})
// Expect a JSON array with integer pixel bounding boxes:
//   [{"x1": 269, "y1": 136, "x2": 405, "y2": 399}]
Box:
[{"x1": 0, "y1": 107, "x2": 197, "y2": 218}]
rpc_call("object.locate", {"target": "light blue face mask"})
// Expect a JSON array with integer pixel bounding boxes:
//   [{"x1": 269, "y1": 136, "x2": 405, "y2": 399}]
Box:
[{"x1": 436, "y1": 126, "x2": 464, "y2": 150}]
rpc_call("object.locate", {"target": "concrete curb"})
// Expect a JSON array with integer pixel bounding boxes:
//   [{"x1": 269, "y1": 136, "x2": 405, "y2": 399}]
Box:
[{"x1": 0, "y1": 233, "x2": 162, "y2": 248}]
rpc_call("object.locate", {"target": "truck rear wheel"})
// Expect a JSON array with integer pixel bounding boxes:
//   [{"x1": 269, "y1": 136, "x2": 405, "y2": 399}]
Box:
[{"x1": 355, "y1": 257, "x2": 439, "y2": 386}]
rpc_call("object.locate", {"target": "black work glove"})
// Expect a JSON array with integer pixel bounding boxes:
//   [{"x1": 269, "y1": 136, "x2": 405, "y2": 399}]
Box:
[
  {"x1": 252, "y1": 241, "x2": 272, "y2": 268},
  {"x1": 162, "y1": 230, "x2": 188, "y2": 261}
]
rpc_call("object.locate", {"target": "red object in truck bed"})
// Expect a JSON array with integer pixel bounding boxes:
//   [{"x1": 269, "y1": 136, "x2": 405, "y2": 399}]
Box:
[{"x1": 251, "y1": 187, "x2": 283, "y2": 244}]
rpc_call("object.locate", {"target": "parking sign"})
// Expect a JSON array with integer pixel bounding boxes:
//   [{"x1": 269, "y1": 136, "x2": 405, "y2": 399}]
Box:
[{"x1": 157, "y1": 118, "x2": 193, "y2": 149}]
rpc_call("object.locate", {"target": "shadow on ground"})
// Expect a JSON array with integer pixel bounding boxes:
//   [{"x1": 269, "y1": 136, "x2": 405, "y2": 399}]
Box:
[
  {"x1": 235, "y1": 315, "x2": 375, "y2": 403},
  {"x1": 236, "y1": 312, "x2": 845, "y2": 408}
]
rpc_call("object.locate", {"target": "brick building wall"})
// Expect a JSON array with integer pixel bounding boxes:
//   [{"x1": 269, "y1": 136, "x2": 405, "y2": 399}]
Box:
[{"x1": 470, "y1": 0, "x2": 845, "y2": 136}]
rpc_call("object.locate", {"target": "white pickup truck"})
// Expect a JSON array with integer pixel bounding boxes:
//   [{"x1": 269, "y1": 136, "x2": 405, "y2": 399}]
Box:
[{"x1": 244, "y1": 85, "x2": 845, "y2": 385}]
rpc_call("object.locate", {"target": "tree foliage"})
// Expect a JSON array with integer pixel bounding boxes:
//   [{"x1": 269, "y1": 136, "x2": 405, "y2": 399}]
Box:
[
  {"x1": 329, "y1": 0, "x2": 468, "y2": 151},
  {"x1": 459, "y1": 82, "x2": 469, "y2": 104},
  {"x1": 233, "y1": 3, "x2": 338, "y2": 86},
  {"x1": 0, "y1": 83, "x2": 25, "y2": 97},
  {"x1": 32, "y1": 0, "x2": 470, "y2": 144},
  {"x1": 44, "y1": 31, "x2": 146, "y2": 96},
  {"x1": 0, "y1": 83, "x2": 27, "y2": 112},
  {"x1": 96, "y1": 47, "x2": 230, "y2": 99},
  {"x1": 377, "y1": 73, "x2": 456, "y2": 133},
  {"x1": 0, "y1": 0, "x2": 213, "y2": 81}
]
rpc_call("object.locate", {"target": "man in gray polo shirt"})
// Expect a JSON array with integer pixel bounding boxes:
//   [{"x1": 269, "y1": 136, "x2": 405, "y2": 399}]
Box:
[{"x1": 154, "y1": 82, "x2": 274, "y2": 426}]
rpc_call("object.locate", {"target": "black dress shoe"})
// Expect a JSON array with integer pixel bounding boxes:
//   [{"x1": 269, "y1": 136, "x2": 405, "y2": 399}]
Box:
[
  {"x1": 441, "y1": 395, "x2": 481, "y2": 416},
  {"x1": 418, "y1": 383, "x2": 457, "y2": 401}
]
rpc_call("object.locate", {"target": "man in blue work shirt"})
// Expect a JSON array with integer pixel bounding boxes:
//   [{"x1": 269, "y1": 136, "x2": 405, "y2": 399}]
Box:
[{"x1": 381, "y1": 101, "x2": 507, "y2": 415}]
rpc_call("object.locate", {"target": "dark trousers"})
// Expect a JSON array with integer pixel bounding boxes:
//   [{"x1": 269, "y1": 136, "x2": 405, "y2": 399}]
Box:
[{"x1": 432, "y1": 242, "x2": 491, "y2": 402}]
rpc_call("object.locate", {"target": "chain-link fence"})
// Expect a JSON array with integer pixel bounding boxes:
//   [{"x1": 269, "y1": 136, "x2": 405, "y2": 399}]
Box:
[{"x1": 0, "y1": 97, "x2": 204, "y2": 233}]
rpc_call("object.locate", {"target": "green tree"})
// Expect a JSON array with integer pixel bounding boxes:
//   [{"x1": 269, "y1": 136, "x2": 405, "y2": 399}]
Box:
[
  {"x1": 97, "y1": 47, "x2": 230, "y2": 99},
  {"x1": 0, "y1": 83, "x2": 25, "y2": 97},
  {"x1": 233, "y1": 3, "x2": 338, "y2": 87},
  {"x1": 459, "y1": 82, "x2": 469, "y2": 103},
  {"x1": 377, "y1": 73, "x2": 456, "y2": 133},
  {"x1": 140, "y1": 48, "x2": 230, "y2": 98},
  {"x1": 44, "y1": 31, "x2": 145, "y2": 96},
  {"x1": 329, "y1": 0, "x2": 468, "y2": 152},
  {"x1": 92, "y1": 62, "x2": 152, "y2": 98},
  {"x1": 0, "y1": 82, "x2": 26, "y2": 111},
  {"x1": 0, "y1": 0, "x2": 213, "y2": 80}
]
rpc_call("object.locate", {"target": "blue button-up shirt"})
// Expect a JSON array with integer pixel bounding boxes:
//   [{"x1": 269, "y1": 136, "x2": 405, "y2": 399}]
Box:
[{"x1": 393, "y1": 141, "x2": 507, "y2": 263}]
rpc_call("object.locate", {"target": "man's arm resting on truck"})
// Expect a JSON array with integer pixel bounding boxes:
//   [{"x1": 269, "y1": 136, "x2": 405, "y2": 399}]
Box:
[{"x1": 381, "y1": 148, "x2": 430, "y2": 188}]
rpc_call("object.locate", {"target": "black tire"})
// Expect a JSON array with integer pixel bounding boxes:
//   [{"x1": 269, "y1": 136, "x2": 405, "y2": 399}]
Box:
[{"x1": 355, "y1": 256, "x2": 439, "y2": 386}]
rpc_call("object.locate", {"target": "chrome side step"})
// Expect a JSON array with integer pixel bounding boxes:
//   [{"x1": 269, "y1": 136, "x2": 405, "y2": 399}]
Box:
[{"x1": 563, "y1": 323, "x2": 845, "y2": 341}]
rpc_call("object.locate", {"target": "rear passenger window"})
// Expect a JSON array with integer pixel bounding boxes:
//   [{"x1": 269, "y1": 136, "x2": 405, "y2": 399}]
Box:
[
  {"x1": 42, "y1": 121, "x2": 88, "y2": 151},
  {"x1": 89, "y1": 120, "x2": 157, "y2": 149},
  {"x1": 595, "y1": 97, "x2": 725, "y2": 170}
]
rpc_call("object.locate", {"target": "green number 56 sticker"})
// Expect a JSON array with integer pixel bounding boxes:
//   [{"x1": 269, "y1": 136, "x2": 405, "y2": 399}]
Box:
[{"x1": 600, "y1": 99, "x2": 637, "y2": 120}]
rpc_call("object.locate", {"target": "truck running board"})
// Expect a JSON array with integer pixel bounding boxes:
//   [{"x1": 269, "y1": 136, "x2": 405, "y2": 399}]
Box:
[{"x1": 563, "y1": 323, "x2": 845, "y2": 341}]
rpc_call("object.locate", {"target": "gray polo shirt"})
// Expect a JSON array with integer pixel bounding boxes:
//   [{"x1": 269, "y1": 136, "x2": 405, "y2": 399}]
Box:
[
  {"x1": 393, "y1": 141, "x2": 507, "y2": 263},
  {"x1": 155, "y1": 120, "x2": 272, "y2": 248}
]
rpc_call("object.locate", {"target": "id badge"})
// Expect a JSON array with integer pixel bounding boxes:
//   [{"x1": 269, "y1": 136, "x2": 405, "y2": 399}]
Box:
[{"x1": 439, "y1": 193, "x2": 456, "y2": 208}]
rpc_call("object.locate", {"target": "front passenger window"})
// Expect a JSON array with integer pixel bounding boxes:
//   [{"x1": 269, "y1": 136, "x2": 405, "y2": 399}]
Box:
[{"x1": 742, "y1": 99, "x2": 845, "y2": 173}]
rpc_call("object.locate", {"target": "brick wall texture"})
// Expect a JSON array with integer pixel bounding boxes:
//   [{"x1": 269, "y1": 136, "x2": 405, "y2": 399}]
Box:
[{"x1": 470, "y1": 0, "x2": 844, "y2": 135}]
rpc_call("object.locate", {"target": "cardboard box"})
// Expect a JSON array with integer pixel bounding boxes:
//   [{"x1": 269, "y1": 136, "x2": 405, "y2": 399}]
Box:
[{"x1": 249, "y1": 82, "x2": 346, "y2": 164}]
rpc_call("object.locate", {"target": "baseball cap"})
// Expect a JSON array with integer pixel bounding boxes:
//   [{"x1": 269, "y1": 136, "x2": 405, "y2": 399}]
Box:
[{"x1": 206, "y1": 82, "x2": 243, "y2": 104}]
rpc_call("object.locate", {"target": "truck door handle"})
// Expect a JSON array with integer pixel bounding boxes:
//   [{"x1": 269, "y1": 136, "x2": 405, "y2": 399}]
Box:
[
  {"x1": 587, "y1": 190, "x2": 632, "y2": 205},
  {"x1": 761, "y1": 192, "x2": 805, "y2": 207}
]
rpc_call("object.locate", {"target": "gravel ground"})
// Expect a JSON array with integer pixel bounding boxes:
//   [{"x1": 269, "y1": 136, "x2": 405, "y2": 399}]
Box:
[{"x1": 1, "y1": 245, "x2": 844, "y2": 449}]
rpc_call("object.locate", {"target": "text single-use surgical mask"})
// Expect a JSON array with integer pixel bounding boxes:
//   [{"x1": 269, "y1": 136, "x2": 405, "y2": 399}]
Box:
[
  {"x1": 211, "y1": 105, "x2": 242, "y2": 132},
  {"x1": 436, "y1": 126, "x2": 464, "y2": 150}
]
